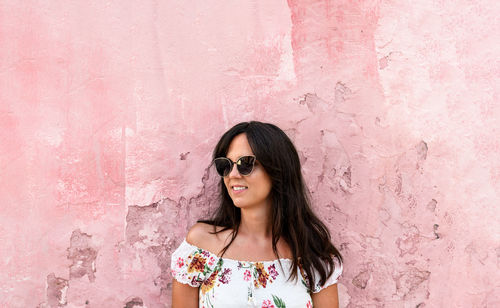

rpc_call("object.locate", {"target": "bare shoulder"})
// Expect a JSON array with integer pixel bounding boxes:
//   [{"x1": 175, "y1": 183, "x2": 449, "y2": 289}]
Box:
[
  {"x1": 186, "y1": 222, "x2": 215, "y2": 246},
  {"x1": 186, "y1": 222, "x2": 230, "y2": 255}
]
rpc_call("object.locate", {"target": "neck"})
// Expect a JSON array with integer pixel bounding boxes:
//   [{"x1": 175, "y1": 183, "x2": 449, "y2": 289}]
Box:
[{"x1": 238, "y1": 201, "x2": 272, "y2": 239}]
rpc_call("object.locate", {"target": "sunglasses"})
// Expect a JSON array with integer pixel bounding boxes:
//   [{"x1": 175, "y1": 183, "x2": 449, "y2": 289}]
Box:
[{"x1": 213, "y1": 155, "x2": 257, "y2": 177}]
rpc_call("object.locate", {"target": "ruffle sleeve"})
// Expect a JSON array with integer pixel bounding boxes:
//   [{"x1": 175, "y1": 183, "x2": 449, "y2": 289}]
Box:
[
  {"x1": 170, "y1": 239, "x2": 220, "y2": 287},
  {"x1": 310, "y1": 257, "x2": 343, "y2": 293}
]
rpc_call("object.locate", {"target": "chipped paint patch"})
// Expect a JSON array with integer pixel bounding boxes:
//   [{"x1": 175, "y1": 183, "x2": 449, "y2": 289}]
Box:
[{"x1": 67, "y1": 230, "x2": 97, "y2": 282}]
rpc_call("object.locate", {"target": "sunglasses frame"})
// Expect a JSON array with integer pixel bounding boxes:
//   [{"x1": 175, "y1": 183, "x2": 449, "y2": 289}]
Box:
[{"x1": 213, "y1": 155, "x2": 257, "y2": 177}]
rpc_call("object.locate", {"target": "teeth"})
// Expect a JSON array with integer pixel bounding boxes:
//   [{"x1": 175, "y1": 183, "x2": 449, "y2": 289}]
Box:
[{"x1": 233, "y1": 186, "x2": 247, "y2": 191}]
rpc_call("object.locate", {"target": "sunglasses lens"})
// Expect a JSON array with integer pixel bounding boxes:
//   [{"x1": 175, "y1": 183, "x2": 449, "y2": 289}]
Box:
[
  {"x1": 236, "y1": 156, "x2": 256, "y2": 175},
  {"x1": 214, "y1": 158, "x2": 231, "y2": 177},
  {"x1": 214, "y1": 156, "x2": 256, "y2": 177}
]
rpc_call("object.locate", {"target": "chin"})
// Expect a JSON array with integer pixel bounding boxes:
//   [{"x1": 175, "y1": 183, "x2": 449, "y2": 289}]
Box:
[
  {"x1": 231, "y1": 199, "x2": 267, "y2": 209},
  {"x1": 230, "y1": 198, "x2": 251, "y2": 208},
  {"x1": 232, "y1": 201, "x2": 247, "y2": 208}
]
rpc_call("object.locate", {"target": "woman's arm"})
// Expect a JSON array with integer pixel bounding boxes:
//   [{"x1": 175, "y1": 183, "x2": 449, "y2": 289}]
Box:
[
  {"x1": 311, "y1": 283, "x2": 339, "y2": 308},
  {"x1": 171, "y1": 280, "x2": 198, "y2": 308},
  {"x1": 171, "y1": 223, "x2": 215, "y2": 307}
]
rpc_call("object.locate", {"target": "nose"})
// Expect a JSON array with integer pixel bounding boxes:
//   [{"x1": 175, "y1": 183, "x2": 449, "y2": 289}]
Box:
[{"x1": 227, "y1": 162, "x2": 242, "y2": 178}]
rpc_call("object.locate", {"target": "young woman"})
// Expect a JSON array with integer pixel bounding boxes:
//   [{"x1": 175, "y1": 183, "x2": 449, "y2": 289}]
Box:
[{"x1": 171, "y1": 121, "x2": 343, "y2": 308}]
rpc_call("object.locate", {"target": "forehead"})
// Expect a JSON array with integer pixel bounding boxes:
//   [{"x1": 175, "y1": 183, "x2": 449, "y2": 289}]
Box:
[{"x1": 226, "y1": 133, "x2": 254, "y2": 160}]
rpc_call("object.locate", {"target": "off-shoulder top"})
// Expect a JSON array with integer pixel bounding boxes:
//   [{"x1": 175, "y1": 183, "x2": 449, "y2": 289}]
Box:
[{"x1": 170, "y1": 239, "x2": 342, "y2": 308}]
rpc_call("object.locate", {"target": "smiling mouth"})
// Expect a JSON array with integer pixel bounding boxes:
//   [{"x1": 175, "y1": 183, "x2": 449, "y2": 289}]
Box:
[{"x1": 232, "y1": 186, "x2": 248, "y2": 191}]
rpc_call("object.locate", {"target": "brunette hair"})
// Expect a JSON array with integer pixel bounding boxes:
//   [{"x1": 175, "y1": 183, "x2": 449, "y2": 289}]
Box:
[{"x1": 199, "y1": 121, "x2": 342, "y2": 291}]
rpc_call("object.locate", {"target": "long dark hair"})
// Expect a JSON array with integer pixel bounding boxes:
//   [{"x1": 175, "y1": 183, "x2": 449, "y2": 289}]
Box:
[{"x1": 199, "y1": 121, "x2": 342, "y2": 291}]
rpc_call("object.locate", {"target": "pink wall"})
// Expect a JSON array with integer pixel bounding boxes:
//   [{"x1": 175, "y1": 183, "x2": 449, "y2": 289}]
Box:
[{"x1": 1, "y1": 1, "x2": 499, "y2": 307}]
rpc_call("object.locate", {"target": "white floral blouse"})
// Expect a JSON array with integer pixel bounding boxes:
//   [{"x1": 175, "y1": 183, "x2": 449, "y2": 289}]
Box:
[{"x1": 170, "y1": 239, "x2": 342, "y2": 308}]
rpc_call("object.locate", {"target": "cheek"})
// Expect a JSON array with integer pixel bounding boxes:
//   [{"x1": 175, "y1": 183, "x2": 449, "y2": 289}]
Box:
[
  {"x1": 264, "y1": 180, "x2": 273, "y2": 196},
  {"x1": 256, "y1": 175, "x2": 272, "y2": 197}
]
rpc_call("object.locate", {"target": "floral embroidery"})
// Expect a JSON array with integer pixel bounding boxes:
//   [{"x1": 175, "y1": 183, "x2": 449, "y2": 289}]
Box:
[
  {"x1": 272, "y1": 295, "x2": 286, "y2": 308},
  {"x1": 262, "y1": 299, "x2": 275, "y2": 308},
  {"x1": 218, "y1": 268, "x2": 232, "y2": 284},
  {"x1": 254, "y1": 262, "x2": 270, "y2": 288},
  {"x1": 176, "y1": 257, "x2": 184, "y2": 268},
  {"x1": 208, "y1": 256, "x2": 216, "y2": 267},
  {"x1": 306, "y1": 300, "x2": 312, "y2": 308},
  {"x1": 191, "y1": 275, "x2": 202, "y2": 286},
  {"x1": 201, "y1": 258, "x2": 224, "y2": 295},
  {"x1": 262, "y1": 295, "x2": 286, "y2": 308},
  {"x1": 243, "y1": 269, "x2": 251, "y2": 281},
  {"x1": 201, "y1": 268, "x2": 220, "y2": 294},
  {"x1": 268, "y1": 264, "x2": 279, "y2": 280},
  {"x1": 187, "y1": 253, "x2": 207, "y2": 273}
]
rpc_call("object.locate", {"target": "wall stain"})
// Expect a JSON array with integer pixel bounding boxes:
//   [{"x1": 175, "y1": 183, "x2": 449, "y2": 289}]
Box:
[
  {"x1": 433, "y1": 224, "x2": 440, "y2": 239},
  {"x1": 179, "y1": 152, "x2": 190, "y2": 160},
  {"x1": 416, "y1": 141, "x2": 428, "y2": 161}
]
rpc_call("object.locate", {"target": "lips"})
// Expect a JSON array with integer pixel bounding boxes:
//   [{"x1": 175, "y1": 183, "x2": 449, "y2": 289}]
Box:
[{"x1": 231, "y1": 185, "x2": 248, "y2": 193}]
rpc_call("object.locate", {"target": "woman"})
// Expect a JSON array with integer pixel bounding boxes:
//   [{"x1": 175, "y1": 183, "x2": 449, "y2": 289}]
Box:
[{"x1": 171, "y1": 121, "x2": 343, "y2": 308}]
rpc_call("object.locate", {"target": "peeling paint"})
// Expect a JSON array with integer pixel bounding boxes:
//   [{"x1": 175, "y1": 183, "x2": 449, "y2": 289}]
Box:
[
  {"x1": 352, "y1": 269, "x2": 370, "y2": 289},
  {"x1": 394, "y1": 268, "x2": 431, "y2": 299},
  {"x1": 334, "y1": 82, "x2": 352, "y2": 105},
  {"x1": 124, "y1": 297, "x2": 144, "y2": 308},
  {"x1": 67, "y1": 229, "x2": 97, "y2": 282},
  {"x1": 396, "y1": 224, "x2": 421, "y2": 257},
  {"x1": 426, "y1": 199, "x2": 437, "y2": 212},
  {"x1": 46, "y1": 273, "x2": 68, "y2": 307}
]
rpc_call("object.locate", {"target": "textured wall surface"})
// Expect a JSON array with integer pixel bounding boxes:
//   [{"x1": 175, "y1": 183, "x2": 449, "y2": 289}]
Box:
[{"x1": 1, "y1": 1, "x2": 499, "y2": 307}]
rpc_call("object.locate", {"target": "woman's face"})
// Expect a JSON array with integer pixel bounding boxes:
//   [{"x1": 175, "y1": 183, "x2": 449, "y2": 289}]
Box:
[{"x1": 223, "y1": 133, "x2": 273, "y2": 209}]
